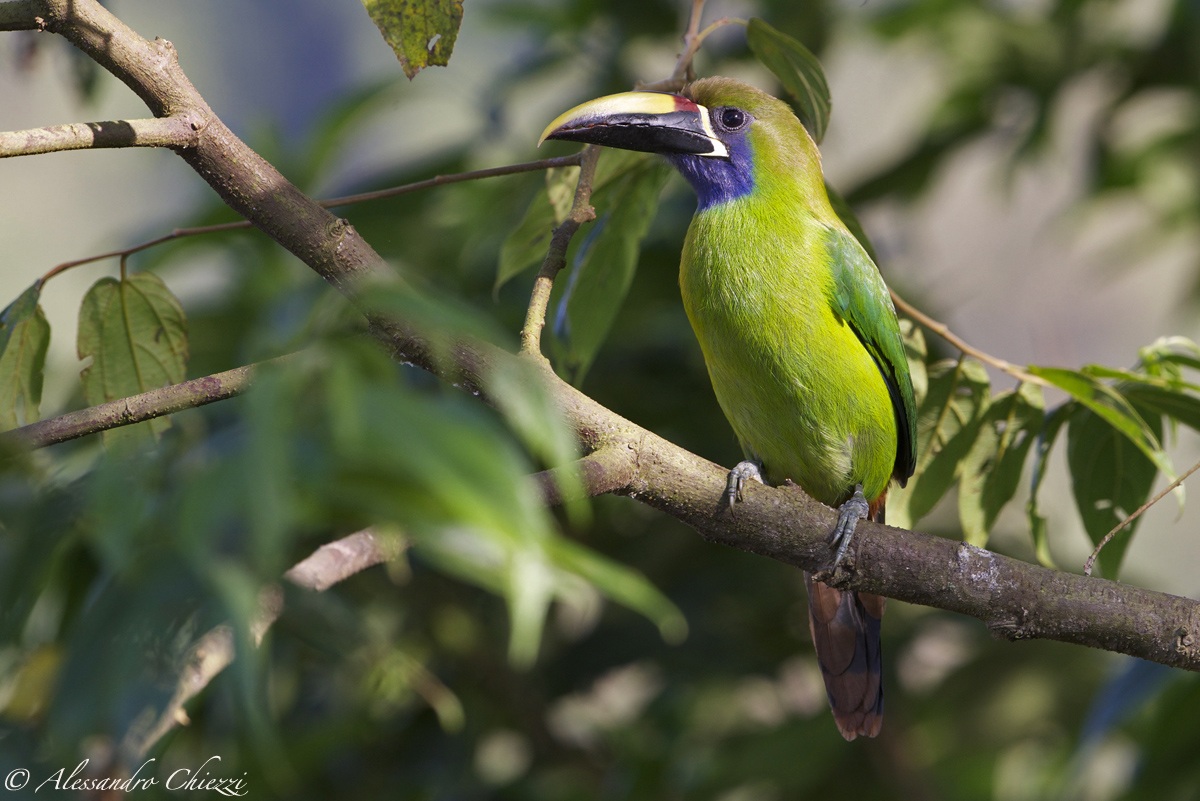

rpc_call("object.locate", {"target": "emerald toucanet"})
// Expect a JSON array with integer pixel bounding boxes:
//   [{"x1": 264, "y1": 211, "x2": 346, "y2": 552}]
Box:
[{"x1": 540, "y1": 77, "x2": 916, "y2": 740}]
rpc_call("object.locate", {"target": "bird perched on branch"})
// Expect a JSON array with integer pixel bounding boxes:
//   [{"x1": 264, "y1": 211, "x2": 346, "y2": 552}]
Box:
[{"x1": 541, "y1": 77, "x2": 916, "y2": 740}]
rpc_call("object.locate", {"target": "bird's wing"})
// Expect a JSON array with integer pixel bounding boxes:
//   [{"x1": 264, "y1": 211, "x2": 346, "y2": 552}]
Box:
[{"x1": 824, "y1": 225, "x2": 917, "y2": 485}]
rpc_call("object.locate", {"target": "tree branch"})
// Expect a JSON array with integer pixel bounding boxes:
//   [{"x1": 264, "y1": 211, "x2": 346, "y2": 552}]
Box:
[
  {"x1": 0, "y1": 0, "x2": 38, "y2": 31},
  {"x1": 0, "y1": 116, "x2": 196, "y2": 158},
  {"x1": 0, "y1": 357, "x2": 290, "y2": 449}
]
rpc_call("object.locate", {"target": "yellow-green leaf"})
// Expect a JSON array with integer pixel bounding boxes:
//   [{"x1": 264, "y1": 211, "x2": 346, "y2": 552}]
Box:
[
  {"x1": 889, "y1": 357, "x2": 990, "y2": 529},
  {"x1": 958, "y1": 382, "x2": 1044, "y2": 546},
  {"x1": 362, "y1": 0, "x2": 463, "y2": 80}
]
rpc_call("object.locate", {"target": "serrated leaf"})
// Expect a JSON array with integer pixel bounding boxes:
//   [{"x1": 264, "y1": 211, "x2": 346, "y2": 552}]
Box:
[
  {"x1": 958, "y1": 382, "x2": 1045, "y2": 545},
  {"x1": 495, "y1": 191, "x2": 556, "y2": 293},
  {"x1": 78, "y1": 273, "x2": 188, "y2": 443},
  {"x1": 1066, "y1": 401, "x2": 1162, "y2": 579},
  {"x1": 0, "y1": 285, "x2": 50, "y2": 431},
  {"x1": 551, "y1": 155, "x2": 670, "y2": 383},
  {"x1": 746, "y1": 18, "x2": 832, "y2": 143},
  {"x1": 361, "y1": 0, "x2": 463, "y2": 80},
  {"x1": 889, "y1": 357, "x2": 990, "y2": 529},
  {"x1": 1026, "y1": 403, "x2": 1070, "y2": 568}
]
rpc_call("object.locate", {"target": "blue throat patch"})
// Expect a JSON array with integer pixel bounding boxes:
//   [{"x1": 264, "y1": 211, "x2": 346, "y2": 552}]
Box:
[{"x1": 668, "y1": 134, "x2": 754, "y2": 210}]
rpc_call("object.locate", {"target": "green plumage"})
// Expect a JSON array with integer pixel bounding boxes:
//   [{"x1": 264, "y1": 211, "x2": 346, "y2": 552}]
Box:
[{"x1": 679, "y1": 78, "x2": 915, "y2": 507}]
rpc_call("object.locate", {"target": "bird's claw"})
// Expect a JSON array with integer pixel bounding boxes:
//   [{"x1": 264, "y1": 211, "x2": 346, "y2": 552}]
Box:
[
  {"x1": 724, "y1": 460, "x2": 765, "y2": 511},
  {"x1": 828, "y1": 484, "x2": 869, "y2": 571}
]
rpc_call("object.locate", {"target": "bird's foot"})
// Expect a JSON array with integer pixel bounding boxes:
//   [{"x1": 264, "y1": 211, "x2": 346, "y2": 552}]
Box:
[
  {"x1": 828, "y1": 484, "x2": 869, "y2": 572},
  {"x1": 724, "y1": 460, "x2": 765, "y2": 511}
]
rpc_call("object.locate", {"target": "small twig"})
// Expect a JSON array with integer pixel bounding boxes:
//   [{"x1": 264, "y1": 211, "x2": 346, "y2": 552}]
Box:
[
  {"x1": 36, "y1": 155, "x2": 585, "y2": 285},
  {"x1": 1084, "y1": 456, "x2": 1200, "y2": 576},
  {"x1": 0, "y1": 116, "x2": 197, "y2": 158},
  {"x1": 519, "y1": 146, "x2": 602, "y2": 356},
  {"x1": 891, "y1": 289, "x2": 1050, "y2": 388},
  {"x1": 120, "y1": 528, "x2": 406, "y2": 761}
]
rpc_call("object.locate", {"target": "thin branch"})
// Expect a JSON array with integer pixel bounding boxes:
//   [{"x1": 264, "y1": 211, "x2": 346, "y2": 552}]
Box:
[
  {"x1": 36, "y1": 156, "x2": 583, "y2": 285},
  {"x1": 322, "y1": 154, "x2": 584, "y2": 208},
  {"x1": 891, "y1": 289, "x2": 1051, "y2": 387},
  {"x1": 0, "y1": 116, "x2": 196, "y2": 158},
  {"x1": 1085, "y1": 455, "x2": 1200, "y2": 576},
  {"x1": 120, "y1": 528, "x2": 406, "y2": 761},
  {"x1": 519, "y1": 145, "x2": 601, "y2": 356},
  {"x1": 0, "y1": 356, "x2": 292, "y2": 450}
]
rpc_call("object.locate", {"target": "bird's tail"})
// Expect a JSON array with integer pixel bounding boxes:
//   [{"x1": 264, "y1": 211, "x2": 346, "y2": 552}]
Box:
[{"x1": 805, "y1": 499, "x2": 886, "y2": 740}]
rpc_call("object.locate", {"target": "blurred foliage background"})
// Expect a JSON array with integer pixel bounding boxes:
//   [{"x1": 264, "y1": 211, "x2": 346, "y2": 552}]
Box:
[{"x1": 3, "y1": 0, "x2": 1200, "y2": 799}]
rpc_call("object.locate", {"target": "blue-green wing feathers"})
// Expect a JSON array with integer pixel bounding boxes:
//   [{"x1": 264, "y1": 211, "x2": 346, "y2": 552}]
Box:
[{"x1": 825, "y1": 227, "x2": 917, "y2": 486}]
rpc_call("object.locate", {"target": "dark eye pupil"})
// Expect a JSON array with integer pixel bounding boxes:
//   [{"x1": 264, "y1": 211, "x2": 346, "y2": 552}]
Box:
[{"x1": 720, "y1": 108, "x2": 746, "y2": 129}]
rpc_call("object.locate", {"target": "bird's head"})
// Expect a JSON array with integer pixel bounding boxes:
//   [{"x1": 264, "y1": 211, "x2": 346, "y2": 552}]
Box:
[{"x1": 540, "y1": 77, "x2": 824, "y2": 211}]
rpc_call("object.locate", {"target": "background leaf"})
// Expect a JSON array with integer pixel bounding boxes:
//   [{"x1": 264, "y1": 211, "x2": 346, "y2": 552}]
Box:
[
  {"x1": 1065, "y1": 400, "x2": 1162, "y2": 579},
  {"x1": 360, "y1": 0, "x2": 463, "y2": 80},
  {"x1": 957, "y1": 382, "x2": 1044, "y2": 546},
  {"x1": 889, "y1": 357, "x2": 990, "y2": 529},
  {"x1": 747, "y1": 17, "x2": 832, "y2": 143},
  {"x1": 77, "y1": 273, "x2": 188, "y2": 443}
]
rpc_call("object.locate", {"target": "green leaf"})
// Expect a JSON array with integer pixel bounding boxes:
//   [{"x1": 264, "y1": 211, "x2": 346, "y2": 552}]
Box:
[
  {"x1": 1026, "y1": 403, "x2": 1070, "y2": 568},
  {"x1": 0, "y1": 285, "x2": 51, "y2": 431},
  {"x1": 1123, "y1": 383, "x2": 1200, "y2": 432},
  {"x1": 889, "y1": 357, "x2": 990, "y2": 529},
  {"x1": 1066, "y1": 400, "x2": 1162, "y2": 579},
  {"x1": 496, "y1": 190, "x2": 556, "y2": 293},
  {"x1": 361, "y1": 0, "x2": 463, "y2": 80},
  {"x1": 77, "y1": 273, "x2": 188, "y2": 442},
  {"x1": 746, "y1": 18, "x2": 832, "y2": 143},
  {"x1": 551, "y1": 153, "x2": 670, "y2": 383},
  {"x1": 957, "y1": 382, "x2": 1045, "y2": 546},
  {"x1": 1029, "y1": 366, "x2": 1177, "y2": 491}
]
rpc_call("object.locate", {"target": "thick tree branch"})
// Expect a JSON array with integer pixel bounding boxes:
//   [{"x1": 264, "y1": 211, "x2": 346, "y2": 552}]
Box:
[
  {"x1": 0, "y1": 116, "x2": 196, "y2": 157},
  {"x1": 0, "y1": 0, "x2": 38, "y2": 30}
]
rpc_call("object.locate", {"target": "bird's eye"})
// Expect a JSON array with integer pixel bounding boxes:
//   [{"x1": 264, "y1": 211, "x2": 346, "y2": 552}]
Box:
[{"x1": 717, "y1": 107, "x2": 749, "y2": 131}]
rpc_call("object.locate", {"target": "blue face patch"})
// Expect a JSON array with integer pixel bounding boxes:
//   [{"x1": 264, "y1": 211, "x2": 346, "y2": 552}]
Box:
[{"x1": 667, "y1": 131, "x2": 754, "y2": 210}]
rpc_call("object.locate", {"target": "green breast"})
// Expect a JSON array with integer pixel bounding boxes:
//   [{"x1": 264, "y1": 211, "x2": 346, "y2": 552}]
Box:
[{"x1": 678, "y1": 201, "x2": 898, "y2": 506}]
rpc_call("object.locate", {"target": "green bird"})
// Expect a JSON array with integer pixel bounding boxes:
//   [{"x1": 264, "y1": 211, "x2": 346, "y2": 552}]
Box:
[{"x1": 540, "y1": 77, "x2": 916, "y2": 740}]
